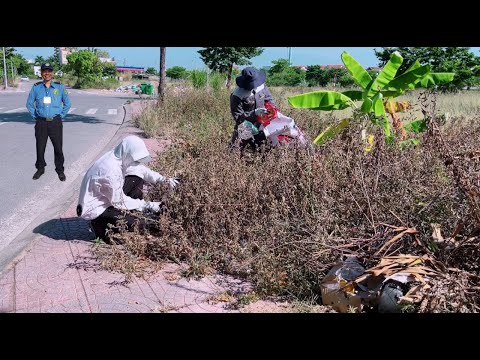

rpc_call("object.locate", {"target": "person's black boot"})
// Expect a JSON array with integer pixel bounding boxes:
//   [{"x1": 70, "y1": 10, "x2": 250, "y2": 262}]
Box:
[
  {"x1": 58, "y1": 172, "x2": 66, "y2": 181},
  {"x1": 33, "y1": 169, "x2": 44, "y2": 180}
]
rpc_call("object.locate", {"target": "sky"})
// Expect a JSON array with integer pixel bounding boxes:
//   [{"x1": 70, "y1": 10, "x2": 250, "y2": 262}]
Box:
[{"x1": 14, "y1": 47, "x2": 480, "y2": 70}]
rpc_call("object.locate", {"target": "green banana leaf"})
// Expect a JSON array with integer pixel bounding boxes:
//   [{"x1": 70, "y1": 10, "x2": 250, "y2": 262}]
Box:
[
  {"x1": 313, "y1": 118, "x2": 350, "y2": 145},
  {"x1": 362, "y1": 79, "x2": 375, "y2": 101},
  {"x1": 367, "y1": 51, "x2": 403, "y2": 97},
  {"x1": 382, "y1": 118, "x2": 392, "y2": 140},
  {"x1": 342, "y1": 90, "x2": 363, "y2": 101},
  {"x1": 341, "y1": 51, "x2": 372, "y2": 89},
  {"x1": 288, "y1": 91, "x2": 352, "y2": 110},
  {"x1": 404, "y1": 60, "x2": 421, "y2": 74},
  {"x1": 414, "y1": 72, "x2": 455, "y2": 88},
  {"x1": 372, "y1": 93, "x2": 392, "y2": 139},
  {"x1": 373, "y1": 92, "x2": 385, "y2": 118},
  {"x1": 402, "y1": 119, "x2": 427, "y2": 133},
  {"x1": 384, "y1": 125, "x2": 394, "y2": 144},
  {"x1": 361, "y1": 97, "x2": 373, "y2": 113},
  {"x1": 384, "y1": 64, "x2": 431, "y2": 96}
]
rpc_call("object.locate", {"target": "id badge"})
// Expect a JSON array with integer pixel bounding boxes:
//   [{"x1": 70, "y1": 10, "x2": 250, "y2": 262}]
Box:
[{"x1": 43, "y1": 96, "x2": 51, "y2": 104}]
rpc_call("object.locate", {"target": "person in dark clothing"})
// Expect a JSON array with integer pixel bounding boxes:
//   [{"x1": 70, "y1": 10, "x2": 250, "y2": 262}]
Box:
[{"x1": 229, "y1": 67, "x2": 276, "y2": 150}]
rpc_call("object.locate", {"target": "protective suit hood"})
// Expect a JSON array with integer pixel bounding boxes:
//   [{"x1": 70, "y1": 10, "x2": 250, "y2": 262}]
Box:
[{"x1": 113, "y1": 135, "x2": 150, "y2": 170}]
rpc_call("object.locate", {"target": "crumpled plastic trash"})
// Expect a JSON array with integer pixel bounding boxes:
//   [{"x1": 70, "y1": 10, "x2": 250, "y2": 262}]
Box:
[
  {"x1": 238, "y1": 121, "x2": 259, "y2": 140},
  {"x1": 320, "y1": 256, "x2": 366, "y2": 313}
]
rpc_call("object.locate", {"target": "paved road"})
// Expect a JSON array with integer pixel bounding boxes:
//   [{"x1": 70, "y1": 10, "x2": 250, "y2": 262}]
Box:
[{"x1": 0, "y1": 81, "x2": 135, "y2": 255}]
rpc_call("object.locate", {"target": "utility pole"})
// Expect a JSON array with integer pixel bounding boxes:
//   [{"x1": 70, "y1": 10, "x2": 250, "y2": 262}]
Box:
[
  {"x1": 158, "y1": 47, "x2": 166, "y2": 103},
  {"x1": 288, "y1": 47, "x2": 292, "y2": 66},
  {"x1": 10, "y1": 59, "x2": 14, "y2": 80},
  {"x1": 2, "y1": 47, "x2": 8, "y2": 89}
]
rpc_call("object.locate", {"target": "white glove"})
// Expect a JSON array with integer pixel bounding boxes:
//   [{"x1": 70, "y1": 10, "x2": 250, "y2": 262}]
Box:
[
  {"x1": 145, "y1": 201, "x2": 162, "y2": 213},
  {"x1": 157, "y1": 175, "x2": 180, "y2": 189},
  {"x1": 255, "y1": 107, "x2": 268, "y2": 116},
  {"x1": 167, "y1": 177, "x2": 180, "y2": 189}
]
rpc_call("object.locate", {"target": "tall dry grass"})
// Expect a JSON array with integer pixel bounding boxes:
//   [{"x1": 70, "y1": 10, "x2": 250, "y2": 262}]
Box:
[{"x1": 108, "y1": 86, "x2": 480, "y2": 308}]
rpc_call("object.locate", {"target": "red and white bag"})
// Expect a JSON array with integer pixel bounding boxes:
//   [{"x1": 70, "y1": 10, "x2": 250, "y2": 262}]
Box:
[{"x1": 257, "y1": 102, "x2": 306, "y2": 146}]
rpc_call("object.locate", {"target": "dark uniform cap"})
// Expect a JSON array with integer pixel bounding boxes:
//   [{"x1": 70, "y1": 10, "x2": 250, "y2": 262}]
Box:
[{"x1": 41, "y1": 63, "x2": 53, "y2": 71}]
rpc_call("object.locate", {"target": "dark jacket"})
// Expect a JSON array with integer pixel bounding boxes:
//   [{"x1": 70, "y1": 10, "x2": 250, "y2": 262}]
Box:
[{"x1": 230, "y1": 83, "x2": 275, "y2": 126}]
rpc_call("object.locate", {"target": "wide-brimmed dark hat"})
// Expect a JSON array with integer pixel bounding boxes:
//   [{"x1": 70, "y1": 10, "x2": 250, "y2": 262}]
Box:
[{"x1": 236, "y1": 67, "x2": 266, "y2": 90}]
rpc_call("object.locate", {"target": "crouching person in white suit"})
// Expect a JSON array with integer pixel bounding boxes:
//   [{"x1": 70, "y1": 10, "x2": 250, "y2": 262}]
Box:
[{"x1": 76, "y1": 135, "x2": 179, "y2": 242}]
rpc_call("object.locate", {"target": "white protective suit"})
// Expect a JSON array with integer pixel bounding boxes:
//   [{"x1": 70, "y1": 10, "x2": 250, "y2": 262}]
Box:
[{"x1": 77, "y1": 135, "x2": 170, "y2": 220}]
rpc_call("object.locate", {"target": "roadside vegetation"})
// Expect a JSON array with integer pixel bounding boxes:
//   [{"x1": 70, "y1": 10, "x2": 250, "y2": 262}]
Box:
[{"x1": 94, "y1": 81, "x2": 480, "y2": 312}]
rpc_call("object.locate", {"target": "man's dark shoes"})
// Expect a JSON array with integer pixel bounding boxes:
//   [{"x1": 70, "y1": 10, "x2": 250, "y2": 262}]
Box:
[
  {"x1": 58, "y1": 172, "x2": 66, "y2": 181},
  {"x1": 33, "y1": 169, "x2": 44, "y2": 180}
]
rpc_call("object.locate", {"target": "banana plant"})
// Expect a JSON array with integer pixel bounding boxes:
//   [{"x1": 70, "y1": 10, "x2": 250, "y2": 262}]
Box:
[{"x1": 288, "y1": 51, "x2": 455, "y2": 146}]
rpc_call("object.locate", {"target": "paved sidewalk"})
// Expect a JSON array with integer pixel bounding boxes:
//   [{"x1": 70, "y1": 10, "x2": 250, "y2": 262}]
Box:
[
  {"x1": 0, "y1": 100, "x2": 255, "y2": 313},
  {"x1": 0, "y1": 200, "x2": 250, "y2": 313}
]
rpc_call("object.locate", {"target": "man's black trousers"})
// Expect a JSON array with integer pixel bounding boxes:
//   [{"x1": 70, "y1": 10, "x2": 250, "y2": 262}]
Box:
[{"x1": 34, "y1": 116, "x2": 64, "y2": 173}]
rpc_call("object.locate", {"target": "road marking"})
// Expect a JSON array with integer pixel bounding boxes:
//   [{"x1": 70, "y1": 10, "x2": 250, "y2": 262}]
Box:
[
  {"x1": 0, "y1": 122, "x2": 6, "y2": 126},
  {"x1": 108, "y1": 109, "x2": 117, "y2": 115},
  {"x1": 85, "y1": 108, "x2": 98, "y2": 115},
  {"x1": 68, "y1": 108, "x2": 76, "y2": 114},
  {"x1": 0, "y1": 107, "x2": 5, "y2": 111},
  {"x1": 4, "y1": 107, "x2": 26, "y2": 113}
]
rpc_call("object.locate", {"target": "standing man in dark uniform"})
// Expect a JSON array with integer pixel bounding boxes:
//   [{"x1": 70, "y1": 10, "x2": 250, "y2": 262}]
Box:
[{"x1": 26, "y1": 63, "x2": 71, "y2": 181}]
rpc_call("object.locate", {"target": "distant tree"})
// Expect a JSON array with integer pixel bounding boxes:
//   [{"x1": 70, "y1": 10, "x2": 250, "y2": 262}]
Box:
[
  {"x1": 11, "y1": 53, "x2": 32, "y2": 76},
  {"x1": 0, "y1": 47, "x2": 15, "y2": 59},
  {"x1": 166, "y1": 66, "x2": 187, "y2": 79},
  {"x1": 265, "y1": 58, "x2": 306, "y2": 86},
  {"x1": 45, "y1": 53, "x2": 61, "y2": 71},
  {"x1": 267, "y1": 67, "x2": 305, "y2": 87},
  {"x1": 146, "y1": 67, "x2": 157, "y2": 75},
  {"x1": 53, "y1": 47, "x2": 61, "y2": 66},
  {"x1": 374, "y1": 47, "x2": 480, "y2": 91},
  {"x1": 95, "y1": 50, "x2": 110, "y2": 59},
  {"x1": 0, "y1": 49, "x2": 32, "y2": 77},
  {"x1": 337, "y1": 69, "x2": 355, "y2": 87},
  {"x1": 305, "y1": 65, "x2": 326, "y2": 86},
  {"x1": 1, "y1": 48, "x2": 14, "y2": 82},
  {"x1": 102, "y1": 63, "x2": 117, "y2": 78},
  {"x1": 198, "y1": 47, "x2": 263, "y2": 88},
  {"x1": 269, "y1": 59, "x2": 290, "y2": 74},
  {"x1": 306, "y1": 66, "x2": 355, "y2": 88},
  {"x1": 34, "y1": 56, "x2": 46, "y2": 65},
  {"x1": 65, "y1": 50, "x2": 102, "y2": 87}
]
